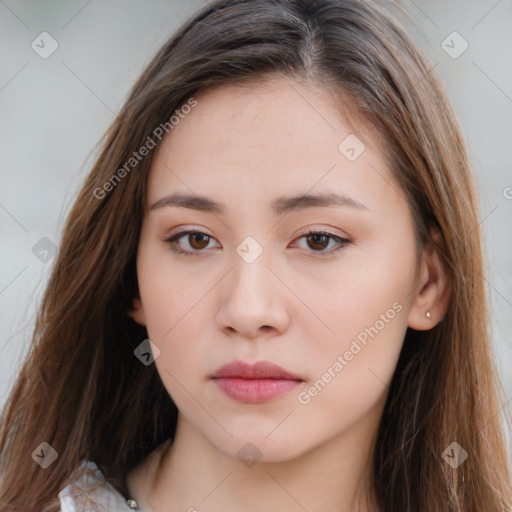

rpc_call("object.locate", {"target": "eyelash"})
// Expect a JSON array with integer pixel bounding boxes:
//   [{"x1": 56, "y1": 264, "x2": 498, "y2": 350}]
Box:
[{"x1": 164, "y1": 230, "x2": 351, "y2": 257}]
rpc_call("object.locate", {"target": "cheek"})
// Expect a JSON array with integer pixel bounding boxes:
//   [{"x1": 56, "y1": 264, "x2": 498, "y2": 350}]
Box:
[
  {"x1": 135, "y1": 246, "x2": 205, "y2": 389},
  {"x1": 293, "y1": 243, "x2": 416, "y2": 350},
  {"x1": 289, "y1": 235, "x2": 416, "y2": 412},
  {"x1": 142, "y1": 283, "x2": 209, "y2": 407},
  {"x1": 136, "y1": 235, "x2": 200, "y2": 337},
  {"x1": 293, "y1": 297, "x2": 409, "y2": 437},
  {"x1": 139, "y1": 279, "x2": 206, "y2": 369}
]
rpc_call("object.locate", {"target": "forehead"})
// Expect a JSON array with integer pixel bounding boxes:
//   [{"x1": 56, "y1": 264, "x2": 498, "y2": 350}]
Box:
[{"x1": 146, "y1": 78, "x2": 400, "y2": 214}]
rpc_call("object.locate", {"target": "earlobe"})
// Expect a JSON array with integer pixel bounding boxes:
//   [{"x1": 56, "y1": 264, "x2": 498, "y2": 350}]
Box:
[
  {"x1": 407, "y1": 226, "x2": 452, "y2": 330},
  {"x1": 127, "y1": 298, "x2": 146, "y2": 326}
]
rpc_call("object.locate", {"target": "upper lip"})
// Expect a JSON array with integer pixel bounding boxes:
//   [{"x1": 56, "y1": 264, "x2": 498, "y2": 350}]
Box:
[{"x1": 211, "y1": 360, "x2": 303, "y2": 381}]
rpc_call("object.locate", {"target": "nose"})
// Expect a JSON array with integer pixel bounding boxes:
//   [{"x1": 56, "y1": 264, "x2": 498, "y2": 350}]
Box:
[{"x1": 215, "y1": 247, "x2": 291, "y2": 340}]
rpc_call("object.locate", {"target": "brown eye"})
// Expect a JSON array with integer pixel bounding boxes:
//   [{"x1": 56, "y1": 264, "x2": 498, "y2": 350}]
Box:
[
  {"x1": 166, "y1": 229, "x2": 350, "y2": 257},
  {"x1": 306, "y1": 233, "x2": 330, "y2": 251},
  {"x1": 165, "y1": 230, "x2": 218, "y2": 256},
  {"x1": 188, "y1": 232, "x2": 210, "y2": 250},
  {"x1": 294, "y1": 231, "x2": 351, "y2": 255}
]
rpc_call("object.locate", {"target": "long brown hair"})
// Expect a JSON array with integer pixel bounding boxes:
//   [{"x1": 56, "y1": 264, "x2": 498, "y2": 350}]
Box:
[{"x1": 1, "y1": 0, "x2": 510, "y2": 510}]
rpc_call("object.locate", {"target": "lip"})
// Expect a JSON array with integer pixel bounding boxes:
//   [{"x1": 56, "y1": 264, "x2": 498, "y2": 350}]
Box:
[{"x1": 210, "y1": 360, "x2": 303, "y2": 404}]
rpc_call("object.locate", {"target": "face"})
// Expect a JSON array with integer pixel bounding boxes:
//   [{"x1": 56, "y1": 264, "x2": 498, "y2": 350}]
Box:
[{"x1": 131, "y1": 78, "x2": 426, "y2": 462}]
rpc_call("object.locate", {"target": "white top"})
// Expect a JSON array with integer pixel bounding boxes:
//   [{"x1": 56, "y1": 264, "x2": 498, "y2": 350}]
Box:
[{"x1": 58, "y1": 460, "x2": 146, "y2": 512}]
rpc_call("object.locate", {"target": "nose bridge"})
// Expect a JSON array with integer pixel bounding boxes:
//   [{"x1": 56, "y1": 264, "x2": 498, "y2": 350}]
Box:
[
  {"x1": 216, "y1": 233, "x2": 289, "y2": 336},
  {"x1": 230, "y1": 234, "x2": 273, "y2": 303}
]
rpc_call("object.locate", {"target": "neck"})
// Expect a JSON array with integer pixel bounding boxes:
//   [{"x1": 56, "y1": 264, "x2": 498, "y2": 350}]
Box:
[{"x1": 128, "y1": 408, "x2": 381, "y2": 512}]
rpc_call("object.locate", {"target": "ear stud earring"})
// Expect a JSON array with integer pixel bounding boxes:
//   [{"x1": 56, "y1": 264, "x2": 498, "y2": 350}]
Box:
[{"x1": 426, "y1": 311, "x2": 431, "y2": 320}]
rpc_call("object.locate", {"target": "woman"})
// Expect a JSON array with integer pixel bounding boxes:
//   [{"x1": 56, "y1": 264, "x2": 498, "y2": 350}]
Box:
[{"x1": 1, "y1": 0, "x2": 510, "y2": 510}]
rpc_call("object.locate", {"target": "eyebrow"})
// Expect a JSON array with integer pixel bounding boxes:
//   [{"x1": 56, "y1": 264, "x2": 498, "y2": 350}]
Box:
[{"x1": 149, "y1": 192, "x2": 369, "y2": 215}]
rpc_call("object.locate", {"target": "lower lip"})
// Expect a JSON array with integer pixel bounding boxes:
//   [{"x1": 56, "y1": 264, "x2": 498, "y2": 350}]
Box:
[{"x1": 213, "y1": 377, "x2": 302, "y2": 403}]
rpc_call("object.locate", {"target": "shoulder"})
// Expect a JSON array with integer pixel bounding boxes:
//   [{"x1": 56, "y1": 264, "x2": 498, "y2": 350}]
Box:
[{"x1": 58, "y1": 460, "x2": 136, "y2": 512}]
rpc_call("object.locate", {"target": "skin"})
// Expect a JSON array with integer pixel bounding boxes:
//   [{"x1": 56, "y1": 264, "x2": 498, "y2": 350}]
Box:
[{"x1": 126, "y1": 77, "x2": 451, "y2": 512}]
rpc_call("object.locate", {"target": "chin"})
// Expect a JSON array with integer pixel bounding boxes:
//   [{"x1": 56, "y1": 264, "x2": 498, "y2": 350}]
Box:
[{"x1": 209, "y1": 428, "x2": 310, "y2": 465}]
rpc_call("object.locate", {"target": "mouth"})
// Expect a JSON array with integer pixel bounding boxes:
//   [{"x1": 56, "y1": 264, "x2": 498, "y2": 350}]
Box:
[{"x1": 210, "y1": 360, "x2": 304, "y2": 404}]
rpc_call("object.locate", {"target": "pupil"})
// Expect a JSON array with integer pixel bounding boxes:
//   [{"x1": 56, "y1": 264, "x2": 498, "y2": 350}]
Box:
[
  {"x1": 309, "y1": 234, "x2": 328, "y2": 250},
  {"x1": 190, "y1": 233, "x2": 209, "y2": 249}
]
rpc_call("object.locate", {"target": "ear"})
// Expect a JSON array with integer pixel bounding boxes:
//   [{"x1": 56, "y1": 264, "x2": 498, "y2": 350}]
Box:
[
  {"x1": 407, "y1": 225, "x2": 452, "y2": 330},
  {"x1": 127, "y1": 297, "x2": 146, "y2": 326}
]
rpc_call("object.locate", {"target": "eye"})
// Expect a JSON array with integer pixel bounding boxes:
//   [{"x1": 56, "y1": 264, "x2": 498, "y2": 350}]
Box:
[
  {"x1": 293, "y1": 231, "x2": 351, "y2": 255},
  {"x1": 165, "y1": 230, "x2": 220, "y2": 256},
  {"x1": 165, "y1": 229, "x2": 351, "y2": 256}
]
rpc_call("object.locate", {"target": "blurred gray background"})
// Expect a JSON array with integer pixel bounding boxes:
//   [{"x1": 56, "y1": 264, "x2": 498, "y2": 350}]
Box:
[{"x1": 1, "y1": 0, "x2": 511, "y2": 441}]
